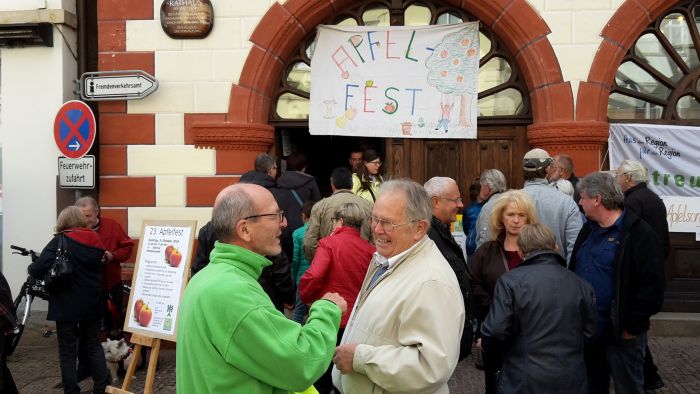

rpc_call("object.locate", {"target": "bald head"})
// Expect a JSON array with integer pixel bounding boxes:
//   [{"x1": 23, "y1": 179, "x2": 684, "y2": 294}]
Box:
[
  {"x1": 212, "y1": 184, "x2": 267, "y2": 242},
  {"x1": 211, "y1": 183, "x2": 285, "y2": 256}
]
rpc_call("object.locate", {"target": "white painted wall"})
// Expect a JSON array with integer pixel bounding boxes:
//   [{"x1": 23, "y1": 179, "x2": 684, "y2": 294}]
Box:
[
  {"x1": 0, "y1": 0, "x2": 77, "y2": 295},
  {"x1": 529, "y1": 0, "x2": 626, "y2": 114}
]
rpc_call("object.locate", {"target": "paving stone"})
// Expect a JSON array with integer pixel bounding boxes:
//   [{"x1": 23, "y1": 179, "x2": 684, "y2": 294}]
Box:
[{"x1": 7, "y1": 314, "x2": 699, "y2": 393}]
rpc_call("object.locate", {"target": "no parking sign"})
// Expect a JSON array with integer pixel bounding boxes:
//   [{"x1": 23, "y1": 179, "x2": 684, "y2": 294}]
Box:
[{"x1": 53, "y1": 100, "x2": 96, "y2": 159}]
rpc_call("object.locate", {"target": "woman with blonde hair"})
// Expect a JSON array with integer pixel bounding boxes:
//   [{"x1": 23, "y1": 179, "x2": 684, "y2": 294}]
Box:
[
  {"x1": 467, "y1": 190, "x2": 537, "y2": 394},
  {"x1": 29, "y1": 206, "x2": 108, "y2": 393}
]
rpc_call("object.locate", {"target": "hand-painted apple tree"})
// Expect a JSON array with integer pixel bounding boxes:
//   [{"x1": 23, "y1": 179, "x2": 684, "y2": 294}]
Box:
[{"x1": 425, "y1": 25, "x2": 480, "y2": 127}]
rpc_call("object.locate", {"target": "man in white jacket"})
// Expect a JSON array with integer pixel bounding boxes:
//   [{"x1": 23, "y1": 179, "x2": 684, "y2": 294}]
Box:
[{"x1": 332, "y1": 179, "x2": 464, "y2": 394}]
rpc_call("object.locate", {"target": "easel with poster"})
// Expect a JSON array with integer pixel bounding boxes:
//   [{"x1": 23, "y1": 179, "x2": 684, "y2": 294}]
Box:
[{"x1": 106, "y1": 220, "x2": 196, "y2": 394}]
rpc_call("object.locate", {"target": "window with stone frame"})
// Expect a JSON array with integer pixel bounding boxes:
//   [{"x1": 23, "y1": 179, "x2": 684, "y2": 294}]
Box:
[
  {"x1": 271, "y1": 1, "x2": 531, "y2": 125},
  {"x1": 608, "y1": 0, "x2": 700, "y2": 122}
]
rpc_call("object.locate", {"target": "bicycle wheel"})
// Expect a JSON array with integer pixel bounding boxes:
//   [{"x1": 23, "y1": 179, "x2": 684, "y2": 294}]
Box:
[{"x1": 7, "y1": 283, "x2": 29, "y2": 356}]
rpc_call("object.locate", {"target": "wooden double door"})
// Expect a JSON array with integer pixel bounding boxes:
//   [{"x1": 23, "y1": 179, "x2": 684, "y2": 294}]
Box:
[{"x1": 384, "y1": 125, "x2": 530, "y2": 203}]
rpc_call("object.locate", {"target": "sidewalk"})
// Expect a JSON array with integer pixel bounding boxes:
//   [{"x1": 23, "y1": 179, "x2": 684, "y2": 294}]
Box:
[{"x1": 8, "y1": 312, "x2": 700, "y2": 393}]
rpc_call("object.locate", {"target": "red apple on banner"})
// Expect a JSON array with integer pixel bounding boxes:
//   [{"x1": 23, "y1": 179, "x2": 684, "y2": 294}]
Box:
[
  {"x1": 169, "y1": 248, "x2": 183, "y2": 267},
  {"x1": 138, "y1": 304, "x2": 152, "y2": 327}
]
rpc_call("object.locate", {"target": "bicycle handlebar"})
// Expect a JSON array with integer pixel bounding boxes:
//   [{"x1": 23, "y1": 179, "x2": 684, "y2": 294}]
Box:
[{"x1": 10, "y1": 245, "x2": 38, "y2": 260}]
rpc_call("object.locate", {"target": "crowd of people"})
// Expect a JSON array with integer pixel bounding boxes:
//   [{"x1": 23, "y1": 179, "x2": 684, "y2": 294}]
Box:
[
  {"x1": 15, "y1": 144, "x2": 667, "y2": 394},
  {"x1": 175, "y1": 146, "x2": 667, "y2": 394}
]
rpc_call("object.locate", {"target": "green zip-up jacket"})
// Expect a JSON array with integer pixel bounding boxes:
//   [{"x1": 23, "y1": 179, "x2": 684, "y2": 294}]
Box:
[{"x1": 176, "y1": 241, "x2": 341, "y2": 393}]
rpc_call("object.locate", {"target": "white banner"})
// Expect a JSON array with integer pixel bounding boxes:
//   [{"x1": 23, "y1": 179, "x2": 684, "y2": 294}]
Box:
[
  {"x1": 609, "y1": 123, "x2": 700, "y2": 234},
  {"x1": 310, "y1": 22, "x2": 479, "y2": 139},
  {"x1": 609, "y1": 124, "x2": 700, "y2": 197}
]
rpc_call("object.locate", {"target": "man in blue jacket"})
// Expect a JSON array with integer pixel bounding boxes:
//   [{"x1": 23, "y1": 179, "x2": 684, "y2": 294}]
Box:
[{"x1": 570, "y1": 172, "x2": 664, "y2": 393}]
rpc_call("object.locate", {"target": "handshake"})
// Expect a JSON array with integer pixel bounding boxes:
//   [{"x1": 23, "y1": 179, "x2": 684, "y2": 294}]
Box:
[{"x1": 321, "y1": 292, "x2": 348, "y2": 314}]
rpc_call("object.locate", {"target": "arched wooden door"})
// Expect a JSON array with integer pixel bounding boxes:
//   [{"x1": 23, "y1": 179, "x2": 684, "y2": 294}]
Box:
[{"x1": 270, "y1": 0, "x2": 532, "y2": 202}]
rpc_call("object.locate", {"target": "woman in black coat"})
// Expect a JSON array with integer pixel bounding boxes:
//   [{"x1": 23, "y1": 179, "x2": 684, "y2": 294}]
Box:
[{"x1": 28, "y1": 206, "x2": 108, "y2": 394}]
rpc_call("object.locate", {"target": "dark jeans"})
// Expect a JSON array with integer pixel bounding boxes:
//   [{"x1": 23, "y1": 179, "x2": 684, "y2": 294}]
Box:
[
  {"x1": 56, "y1": 320, "x2": 108, "y2": 394},
  {"x1": 482, "y1": 348, "x2": 500, "y2": 394},
  {"x1": 584, "y1": 330, "x2": 647, "y2": 394},
  {"x1": 292, "y1": 287, "x2": 308, "y2": 324},
  {"x1": 314, "y1": 327, "x2": 345, "y2": 394},
  {"x1": 644, "y1": 345, "x2": 662, "y2": 384}
]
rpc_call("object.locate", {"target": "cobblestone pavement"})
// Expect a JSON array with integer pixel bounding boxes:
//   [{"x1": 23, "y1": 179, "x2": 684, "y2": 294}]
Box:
[{"x1": 8, "y1": 314, "x2": 700, "y2": 393}]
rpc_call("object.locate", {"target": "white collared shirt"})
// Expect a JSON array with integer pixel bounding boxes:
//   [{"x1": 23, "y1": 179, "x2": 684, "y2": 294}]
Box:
[{"x1": 373, "y1": 235, "x2": 427, "y2": 270}]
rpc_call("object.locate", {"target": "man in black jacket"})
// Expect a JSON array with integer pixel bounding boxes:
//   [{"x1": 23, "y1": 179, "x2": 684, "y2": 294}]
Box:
[
  {"x1": 191, "y1": 153, "x2": 295, "y2": 311},
  {"x1": 571, "y1": 172, "x2": 664, "y2": 393},
  {"x1": 615, "y1": 159, "x2": 670, "y2": 390},
  {"x1": 424, "y1": 176, "x2": 473, "y2": 360}
]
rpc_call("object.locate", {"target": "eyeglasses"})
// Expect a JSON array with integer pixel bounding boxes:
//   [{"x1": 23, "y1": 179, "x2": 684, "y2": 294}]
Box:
[
  {"x1": 439, "y1": 196, "x2": 462, "y2": 203},
  {"x1": 244, "y1": 210, "x2": 285, "y2": 222},
  {"x1": 367, "y1": 215, "x2": 415, "y2": 233},
  {"x1": 367, "y1": 160, "x2": 382, "y2": 166},
  {"x1": 614, "y1": 172, "x2": 630, "y2": 178}
]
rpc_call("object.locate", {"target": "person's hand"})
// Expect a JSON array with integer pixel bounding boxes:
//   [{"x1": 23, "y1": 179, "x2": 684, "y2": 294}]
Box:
[
  {"x1": 283, "y1": 303, "x2": 294, "y2": 310},
  {"x1": 333, "y1": 343, "x2": 358, "y2": 374},
  {"x1": 476, "y1": 338, "x2": 482, "y2": 351},
  {"x1": 104, "y1": 251, "x2": 113, "y2": 262},
  {"x1": 622, "y1": 330, "x2": 637, "y2": 339},
  {"x1": 321, "y1": 292, "x2": 347, "y2": 314}
]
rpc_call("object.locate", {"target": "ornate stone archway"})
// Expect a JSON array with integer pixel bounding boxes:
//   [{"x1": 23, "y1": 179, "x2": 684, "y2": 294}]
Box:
[{"x1": 192, "y1": 0, "x2": 575, "y2": 165}]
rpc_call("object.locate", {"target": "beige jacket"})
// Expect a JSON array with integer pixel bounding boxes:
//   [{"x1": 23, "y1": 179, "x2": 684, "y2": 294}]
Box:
[
  {"x1": 332, "y1": 236, "x2": 465, "y2": 394},
  {"x1": 303, "y1": 189, "x2": 373, "y2": 261}
]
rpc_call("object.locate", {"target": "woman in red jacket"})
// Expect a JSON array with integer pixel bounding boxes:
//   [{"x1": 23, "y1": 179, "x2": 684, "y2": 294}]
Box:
[{"x1": 299, "y1": 202, "x2": 375, "y2": 394}]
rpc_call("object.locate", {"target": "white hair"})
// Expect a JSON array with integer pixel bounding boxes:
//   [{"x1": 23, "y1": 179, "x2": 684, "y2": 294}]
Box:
[
  {"x1": 423, "y1": 177, "x2": 457, "y2": 198},
  {"x1": 618, "y1": 160, "x2": 648, "y2": 184}
]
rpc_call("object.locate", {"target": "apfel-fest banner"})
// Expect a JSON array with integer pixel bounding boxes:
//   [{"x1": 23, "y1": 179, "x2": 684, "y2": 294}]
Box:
[
  {"x1": 310, "y1": 22, "x2": 479, "y2": 139},
  {"x1": 124, "y1": 220, "x2": 196, "y2": 341},
  {"x1": 609, "y1": 124, "x2": 700, "y2": 234}
]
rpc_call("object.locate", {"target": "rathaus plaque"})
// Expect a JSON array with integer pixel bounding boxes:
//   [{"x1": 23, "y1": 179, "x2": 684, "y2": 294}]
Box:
[{"x1": 160, "y1": 0, "x2": 214, "y2": 39}]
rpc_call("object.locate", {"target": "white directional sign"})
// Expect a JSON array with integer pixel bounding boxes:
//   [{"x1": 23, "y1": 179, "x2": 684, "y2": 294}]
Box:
[
  {"x1": 79, "y1": 70, "x2": 158, "y2": 101},
  {"x1": 58, "y1": 155, "x2": 95, "y2": 189}
]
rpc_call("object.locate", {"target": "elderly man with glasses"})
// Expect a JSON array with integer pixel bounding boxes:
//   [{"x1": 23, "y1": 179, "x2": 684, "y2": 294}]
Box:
[
  {"x1": 332, "y1": 179, "x2": 464, "y2": 394},
  {"x1": 177, "y1": 183, "x2": 347, "y2": 394},
  {"x1": 424, "y1": 176, "x2": 474, "y2": 362}
]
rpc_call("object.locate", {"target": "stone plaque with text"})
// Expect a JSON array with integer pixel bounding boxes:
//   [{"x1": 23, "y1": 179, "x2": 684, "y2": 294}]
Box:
[{"x1": 160, "y1": 0, "x2": 213, "y2": 39}]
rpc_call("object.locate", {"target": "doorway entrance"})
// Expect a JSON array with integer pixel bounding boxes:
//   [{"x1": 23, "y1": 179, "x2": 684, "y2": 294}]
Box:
[{"x1": 275, "y1": 128, "x2": 384, "y2": 196}]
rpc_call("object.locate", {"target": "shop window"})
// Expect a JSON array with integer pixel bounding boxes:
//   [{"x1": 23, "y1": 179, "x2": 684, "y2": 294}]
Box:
[
  {"x1": 272, "y1": 0, "x2": 530, "y2": 124},
  {"x1": 608, "y1": 1, "x2": 700, "y2": 122}
]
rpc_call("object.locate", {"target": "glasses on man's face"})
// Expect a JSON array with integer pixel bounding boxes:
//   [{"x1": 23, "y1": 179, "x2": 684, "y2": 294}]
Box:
[
  {"x1": 439, "y1": 196, "x2": 462, "y2": 203},
  {"x1": 367, "y1": 215, "x2": 414, "y2": 233},
  {"x1": 244, "y1": 210, "x2": 285, "y2": 223},
  {"x1": 367, "y1": 160, "x2": 382, "y2": 166}
]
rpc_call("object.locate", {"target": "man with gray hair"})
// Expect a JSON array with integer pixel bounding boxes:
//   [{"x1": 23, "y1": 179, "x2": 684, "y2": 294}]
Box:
[
  {"x1": 614, "y1": 159, "x2": 669, "y2": 390},
  {"x1": 332, "y1": 179, "x2": 464, "y2": 393},
  {"x1": 177, "y1": 183, "x2": 347, "y2": 393},
  {"x1": 474, "y1": 169, "x2": 508, "y2": 248},
  {"x1": 424, "y1": 176, "x2": 473, "y2": 361},
  {"x1": 570, "y1": 172, "x2": 664, "y2": 393},
  {"x1": 521, "y1": 148, "x2": 582, "y2": 263}
]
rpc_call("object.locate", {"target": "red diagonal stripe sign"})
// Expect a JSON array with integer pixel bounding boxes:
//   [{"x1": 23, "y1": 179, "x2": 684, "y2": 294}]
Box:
[{"x1": 53, "y1": 100, "x2": 96, "y2": 159}]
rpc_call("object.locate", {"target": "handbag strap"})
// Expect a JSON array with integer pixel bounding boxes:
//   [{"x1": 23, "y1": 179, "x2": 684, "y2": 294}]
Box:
[
  {"x1": 57, "y1": 233, "x2": 68, "y2": 255},
  {"x1": 290, "y1": 189, "x2": 304, "y2": 206}
]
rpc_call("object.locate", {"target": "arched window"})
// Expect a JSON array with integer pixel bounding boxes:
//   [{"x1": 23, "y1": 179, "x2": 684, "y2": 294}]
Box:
[
  {"x1": 271, "y1": 1, "x2": 531, "y2": 125},
  {"x1": 608, "y1": 0, "x2": 700, "y2": 122}
]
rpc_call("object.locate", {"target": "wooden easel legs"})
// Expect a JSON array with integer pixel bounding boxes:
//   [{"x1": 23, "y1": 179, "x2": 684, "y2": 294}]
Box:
[{"x1": 106, "y1": 334, "x2": 162, "y2": 394}]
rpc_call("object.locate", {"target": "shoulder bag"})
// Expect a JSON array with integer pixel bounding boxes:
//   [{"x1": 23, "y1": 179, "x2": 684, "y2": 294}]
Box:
[{"x1": 44, "y1": 234, "x2": 73, "y2": 292}]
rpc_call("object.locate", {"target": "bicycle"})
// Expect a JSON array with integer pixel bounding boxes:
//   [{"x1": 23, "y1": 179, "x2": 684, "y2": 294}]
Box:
[{"x1": 8, "y1": 245, "x2": 48, "y2": 356}]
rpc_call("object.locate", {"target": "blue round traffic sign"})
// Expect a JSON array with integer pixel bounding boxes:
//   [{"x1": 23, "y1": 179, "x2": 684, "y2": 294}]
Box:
[{"x1": 53, "y1": 100, "x2": 96, "y2": 159}]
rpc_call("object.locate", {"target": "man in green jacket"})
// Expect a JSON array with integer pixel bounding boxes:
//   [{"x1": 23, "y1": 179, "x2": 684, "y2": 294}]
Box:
[{"x1": 177, "y1": 183, "x2": 347, "y2": 393}]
